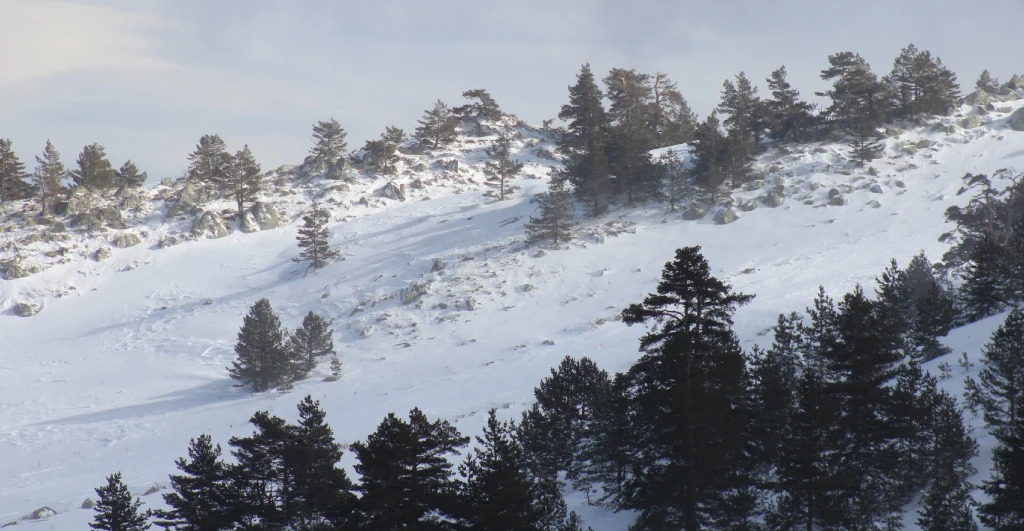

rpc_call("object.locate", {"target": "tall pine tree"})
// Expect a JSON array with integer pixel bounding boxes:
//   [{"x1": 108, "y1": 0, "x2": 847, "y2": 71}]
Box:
[
  {"x1": 229, "y1": 145, "x2": 262, "y2": 229},
  {"x1": 152, "y1": 435, "x2": 233, "y2": 531},
  {"x1": 558, "y1": 64, "x2": 611, "y2": 216},
  {"x1": 287, "y1": 311, "x2": 336, "y2": 372},
  {"x1": 0, "y1": 139, "x2": 29, "y2": 203},
  {"x1": 90, "y1": 473, "x2": 150, "y2": 531},
  {"x1": 227, "y1": 298, "x2": 307, "y2": 392},
  {"x1": 33, "y1": 139, "x2": 65, "y2": 216}
]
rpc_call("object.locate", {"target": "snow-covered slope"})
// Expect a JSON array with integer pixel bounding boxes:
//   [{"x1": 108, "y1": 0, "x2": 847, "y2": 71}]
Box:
[{"x1": 2, "y1": 101, "x2": 1024, "y2": 530}]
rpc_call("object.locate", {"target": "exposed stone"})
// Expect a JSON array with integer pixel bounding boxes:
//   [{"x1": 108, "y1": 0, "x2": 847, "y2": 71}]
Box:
[
  {"x1": 14, "y1": 302, "x2": 40, "y2": 317},
  {"x1": 160, "y1": 177, "x2": 174, "y2": 186},
  {"x1": 159, "y1": 235, "x2": 184, "y2": 248},
  {"x1": 522, "y1": 283, "x2": 535, "y2": 292},
  {"x1": 713, "y1": 207, "x2": 738, "y2": 225},
  {"x1": 94, "y1": 246, "x2": 111, "y2": 261},
  {"x1": 71, "y1": 212, "x2": 103, "y2": 232},
  {"x1": 5, "y1": 261, "x2": 38, "y2": 279},
  {"x1": 29, "y1": 507, "x2": 56, "y2": 520},
  {"x1": 191, "y1": 211, "x2": 229, "y2": 239},
  {"x1": 681, "y1": 204, "x2": 706, "y2": 220},
  {"x1": 434, "y1": 159, "x2": 459, "y2": 172},
  {"x1": 465, "y1": 298, "x2": 476, "y2": 311},
  {"x1": 915, "y1": 139, "x2": 934, "y2": 149},
  {"x1": 964, "y1": 89, "x2": 992, "y2": 106},
  {"x1": 114, "y1": 233, "x2": 141, "y2": 248},
  {"x1": 115, "y1": 187, "x2": 143, "y2": 210},
  {"x1": 766, "y1": 189, "x2": 784, "y2": 208},
  {"x1": 1006, "y1": 74, "x2": 1024, "y2": 91},
  {"x1": 401, "y1": 280, "x2": 431, "y2": 304},
  {"x1": 869, "y1": 183, "x2": 884, "y2": 194},
  {"x1": 18, "y1": 233, "x2": 41, "y2": 245},
  {"x1": 738, "y1": 200, "x2": 757, "y2": 212},
  {"x1": 431, "y1": 258, "x2": 446, "y2": 272},
  {"x1": 81, "y1": 499, "x2": 95, "y2": 509},
  {"x1": 167, "y1": 182, "x2": 212, "y2": 218},
  {"x1": 248, "y1": 202, "x2": 281, "y2": 231},
  {"x1": 409, "y1": 178, "x2": 426, "y2": 189},
  {"x1": 143, "y1": 485, "x2": 160, "y2": 496},
  {"x1": 96, "y1": 206, "x2": 127, "y2": 229},
  {"x1": 866, "y1": 200, "x2": 882, "y2": 209},
  {"x1": 1009, "y1": 108, "x2": 1024, "y2": 132},
  {"x1": 932, "y1": 123, "x2": 958, "y2": 134},
  {"x1": 379, "y1": 181, "x2": 406, "y2": 201},
  {"x1": 894, "y1": 180, "x2": 906, "y2": 188},
  {"x1": 829, "y1": 194, "x2": 847, "y2": 206}
]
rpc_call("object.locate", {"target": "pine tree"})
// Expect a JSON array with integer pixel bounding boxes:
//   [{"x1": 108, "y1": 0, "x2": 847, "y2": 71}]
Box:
[
  {"x1": 186, "y1": 134, "x2": 232, "y2": 185},
  {"x1": 977, "y1": 69, "x2": 1001, "y2": 93},
  {"x1": 151, "y1": 435, "x2": 233, "y2": 531},
  {"x1": 689, "y1": 112, "x2": 728, "y2": 203},
  {"x1": 817, "y1": 51, "x2": 889, "y2": 132},
  {"x1": 328, "y1": 354, "x2": 342, "y2": 380},
  {"x1": 455, "y1": 89, "x2": 502, "y2": 121},
  {"x1": 227, "y1": 298, "x2": 306, "y2": 392},
  {"x1": 383, "y1": 126, "x2": 407, "y2": 144},
  {"x1": 1005, "y1": 216, "x2": 1024, "y2": 306},
  {"x1": 573, "y1": 375, "x2": 634, "y2": 507},
  {"x1": 287, "y1": 311, "x2": 335, "y2": 372},
  {"x1": 749, "y1": 313, "x2": 802, "y2": 470},
  {"x1": 71, "y1": 143, "x2": 117, "y2": 191},
  {"x1": 229, "y1": 145, "x2": 262, "y2": 228},
  {"x1": 619, "y1": 246, "x2": 755, "y2": 531},
  {"x1": 916, "y1": 391, "x2": 979, "y2": 531},
  {"x1": 114, "y1": 160, "x2": 147, "y2": 189},
  {"x1": 850, "y1": 115, "x2": 884, "y2": 165},
  {"x1": 982, "y1": 436, "x2": 1024, "y2": 531},
  {"x1": 524, "y1": 177, "x2": 577, "y2": 247},
  {"x1": 90, "y1": 473, "x2": 150, "y2": 531},
  {"x1": 0, "y1": 138, "x2": 30, "y2": 203},
  {"x1": 306, "y1": 118, "x2": 348, "y2": 174},
  {"x1": 227, "y1": 411, "x2": 290, "y2": 528},
  {"x1": 33, "y1": 139, "x2": 65, "y2": 216},
  {"x1": 717, "y1": 71, "x2": 764, "y2": 154},
  {"x1": 558, "y1": 64, "x2": 611, "y2": 216},
  {"x1": 483, "y1": 135, "x2": 523, "y2": 201},
  {"x1": 656, "y1": 150, "x2": 692, "y2": 212},
  {"x1": 350, "y1": 408, "x2": 469, "y2": 529},
  {"x1": 648, "y1": 72, "x2": 697, "y2": 147},
  {"x1": 287, "y1": 396, "x2": 357, "y2": 529},
  {"x1": 885, "y1": 44, "x2": 960, "y2": 118},
  {"x1": 604, "y1": 68, "x2": 659, "y2": 203},
  {"x1": 362, "y1": 136, "x2": 400, "y2": 176},
  {"x1": 765, "y1": 66, "x2": 817, "y2": 142},
  {"x1": 415, "y1": 100, "x2": 459, "y2": 149},
  {"x1": 962, "y1": 232, "x2": 1008, "y2": 321},
  {"x1": 296, "y1": 199, "x2": 339, "y2": 270}
]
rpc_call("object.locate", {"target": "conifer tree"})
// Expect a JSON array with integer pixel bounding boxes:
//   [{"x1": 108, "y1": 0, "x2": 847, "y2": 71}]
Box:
[
  {"x1": 656, "y1": 150, "x2": 692, "y2": 212},
  {"x1": 90, "y1": 473, "x2": 150, "y2": 531},
  {"x1": 850, "y1": 116, "x2": 884, "y2": 165},
  {"x1": 151, "y1": 435, "x2": 233, "y2": 531},
  {"x1": 227, "y1": 298, "x2": 306, "y2": 392},
  {"x1": 229, "y1": 145, "x2": 262, "y2": 228},
  {"x1": 717, "y1": 71, "x2": 764, "y2": 153},
  {"x1": 306, "y1": 118, "x2": 348, "y2": 174},
  {"x1": 524, "y1": 177, "x2": 577, "y2": 247},
  {"x1": 33, "y1": 139, "x2": 66, "y2": 216},
  {"x1": 415, "y1": 100, "x2": 459, "y2": 149},
  {"x1": 558, "y1": 64, "x2": 610, "y2": 216},
  {"x1": 885, "y1": 44, "x2": 960, "y2": 118},
  {"x1": 817, "y1": 51, "x2": 889, "y2": 131},
  {"x1": 977, "y1": 69, "x2": 1001, "y2": 93},
  {"x1": 573, "y1": 375, "x2": 634, "y2": 507},
  {"x1": 456, "y1": 89, "x2": 503, "y2": 121},
  {"x1": 0, "y1": 138, "x2": 29, "y2": 203},
  {"x1": 765, "y1": 66, "x2": 817, "y2": 142},
  {"x1": 227, "y1": 411, "x2": 289, "y2": 528},
  {"x1": 296, "y1": 199, "x2": 339, "y2": 270},
  {"x1": 288, "y1": 396, "x2": 357, "y2": 529},
  {"x1": 351, "y1": 408, "x2": 468, "y2": 529},
  {"x1": 749, "y1": 313, "x2": 802, "y2": 469},
  {"x1": 328, "y1": 354, "x2": 342, "y2": 380},
  {"x1": 72, "y1": 143, "x2": 117, "y2": 191},
  {"x1": 114, "y1": 160, "x2": 147, "y2": 189},
  {"x1": 648, "y1": 72, "x2": 697, "y2": 147},
  {"x1": 287, "y1": 311, "x2": 335, "y2": 372},
  {"x1": 1005, "y1": 216, "x2": 1024, "y2": 306},
  {"x1": 916, "y1": 391, "x2": 979, "y2": 531},
  {"x1": 362, "y1": 136, "x2": 400, "y2": 176},
  {"x1": 186, "y1": 134, "x2": 232, "y2": 185},
  {"x1": 383, "y1": 125, "x2": 407, "y2": 144},
  {"x1": 962, "y1": 233, "x2": 1008, "y2": 321},
  {"x1": 483, "y1": 135, "x2": 523, "y2": 201},
  {"x1": 689, "y1": 112, "x2": 728, "y2": 203},
  {"x1": 603, "y1": 68, "x2": 659, "y2": 202}
]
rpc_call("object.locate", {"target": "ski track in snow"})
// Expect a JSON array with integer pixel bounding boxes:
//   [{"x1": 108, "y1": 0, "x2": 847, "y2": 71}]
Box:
[{"x1": 1, "y1": 105, "x2": 1024, "y2": 529}]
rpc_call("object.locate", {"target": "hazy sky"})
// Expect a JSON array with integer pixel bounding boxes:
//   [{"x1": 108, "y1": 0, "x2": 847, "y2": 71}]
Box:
[{"x1": 1, "y1": 0, "x2": 1021, "y2": 179}]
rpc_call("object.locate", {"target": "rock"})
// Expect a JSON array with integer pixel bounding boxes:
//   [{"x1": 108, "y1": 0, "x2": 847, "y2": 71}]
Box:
[
  {"x1": 681, "y1": 204, "x2": 706, "y2": 220},
  {"x1": 71, "y1": 212, "x2": 104, "y2": 232},
  {"x1": 412, "y1": 163, "x2": 428, "y2": 172},
  {"x1": 866, "y1": 200, "x2": 882, "y2": 209},
  {"x1": 81, "y1": 499, "x2": 95, "y2": 509},
  {"x1": 915, "y1": 139, "x2": 934, "y2": 149},
  {"x1": 14, "y1": 302, "x2": 40, "y2": 317},
  {"x1": 1005, "y1": 74, "x2": 1024, "y2": 91},
  {"x1": 248, "y1": 202, "x2": 281, "y2": 231},
  {"x1": 465, "y1": 298, "x2": 476, "y2": 311},
  {"x1": 437, "y1": 302, "x2": 449, "y2": 310},
  {"x1": 167, "y1": 182, "x2": 211, "y2": 218},
  {"x1": 869, "y1": 183, "x2": 884, "y2": 194},
  {"x1": 932, "y1": 123, "x2": 958, "y2": 134},
  {"x1": 94, "y1": 246, "x2": 111, "y2": 261},
  {"x1": 160, "y1": 177, "x2": 174, "y2": 186},
  {"x1": 29, "y1": 507, "x2": 56, "y2": 520},
  {"x1": 18, "y1": 233, "x2": 41, "y2": 245},
  {"x1": 829, "y1": 194, "x2": 847, "y2": 206},
  {"x1": 434, "y1": 159, "x2": 459, "y2": 172},
  {"x1": 143, "y1": 485, "x2": 160, "y2": 496},
  {"x1": 324, "y1": 183, "x2": 350, "y2": 194},
  {"x1": 409, "y1": 178, "x2": 426, "y2": 189},
  {"x1": 114, "y1": 233, "x2": 141, "y2": 248},
  {"x1": 713, "y1": 207, "x2": 738, "y2": 225},
  {"x1": 115, "y1": 187, "x2": 143, "y2": 210},
  {"x1": 866, "y1": 166, "x2": 879, "y2": 176},
  {"x1": 894, "y1": 180, "x2": 906, "y2": 188},
  {"x1": 522, "y1": 283, "x2": 535, "y2": 292},
  {"x1": 809, "y1": 182, "x2": 822, "y2": 191},
  {"x1": 379, "y1": 181, "x2": 406, "y2": 201},
  {"x1": 5, "y1": 261, "x2": 36, "y2": 279},
  {"x1": 431, "y1": 258, "x2": 446, "y2": 272},
  {"x1": 738, "y1": 200, "x2": 757, "y2": 212},
  {"x1": 962, "y1": 115, "x2": 983, "y2": 129},
  {"x1": 766, "y1": 189, "x2": 784, "y2": 208},
  {"x1": 401, "y1": 280, "x2": 430, "y2": 304},
  {"x1": 96, "y1": 206, "x2": 127, "y2": 229},
  {"x1": 1009, "y1": 108, "x2": 1024, "y2": 132},
  {"x1": 542, "y1": 339, "x2": 556, "y2": 346},
  {"x1": 964, "y1": 89, "x2": 992, "y2": 106},
  {"x1": 192, "y1": 211, "x2": 229, "y2": 239},
  {"x1": 159, "y1": 235, "x2": 184, "y2": 248}
]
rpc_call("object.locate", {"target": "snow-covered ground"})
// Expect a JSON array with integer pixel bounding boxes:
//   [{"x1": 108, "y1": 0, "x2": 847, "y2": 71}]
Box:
[{"x1": 2, "y1": 102, "x2": 1024, "y2": 530}]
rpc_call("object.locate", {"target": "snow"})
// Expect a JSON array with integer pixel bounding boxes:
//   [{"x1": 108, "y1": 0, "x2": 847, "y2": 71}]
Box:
[{"x1": 2, "y1": 104, "x2": 1024, "y2": 529}]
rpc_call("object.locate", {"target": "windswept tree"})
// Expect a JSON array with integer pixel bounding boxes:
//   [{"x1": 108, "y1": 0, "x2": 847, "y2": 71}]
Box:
[
  {"x1": 33, "y1": 139, "x2": 66, "y2": 215},
  {"x1": 0, "y1": 139, "x2": 30, "y2": 203},
  {"x1": 227, "y1": 298, "x2": 307, "y2": 392},
  {"x1": 977, "y1": 69, "x2": 1001, "y2": 93},
  {"x1": 455, "y1": 89, "x2": 502, "y2": 121},
  {"x1": 187, "y1": 134, "x2": 232, "y2": 185},
  {"x1": 765, "y1": 66, "x2": 817, "y2": 142},
  {"x1": 114, "y1": 160, "x2": 147, "y2": 189},
  {"x1": 415, "y1": 100, "x2": 459, "y2": 149},
  {"x1": 287, "y1": 311, "x2": 336, "y2": 372},
  {"x1": 90, "y1": 473, "x2": 150, "y2": 531},
  {"x1": 306, "y1": 118, "x2": 348, "y2": 174},
  {"x1": 296, "y1": 199, "x2": 340, "y2": 270},
  {"x1": 483, "y1": 135, "x2": 523, "y2": 201},
  {"x1": 362, "y1": 136, "x2": 400, "y2": 176},
  {"x1": 525, "y1": 177, "x2": 577, "y2": 247},
  {"x1": 229, "y1": 145, "x2": 262, "y2": 228},
  {"x1": 71, "y1": 143, "x2": 116, "y2": 191}
]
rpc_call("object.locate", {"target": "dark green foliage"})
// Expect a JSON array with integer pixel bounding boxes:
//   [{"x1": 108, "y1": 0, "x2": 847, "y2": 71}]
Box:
[
  {"x1": 361, "y1": 136, "x2": 400, "y2": 176},
  {"x1": 227, "y1": 298, "x2": 307, "y2": 392},
  {"x1": 71, "y1": 143, "x2": 116, "y2": 191},
  {"x1": 115, "y1": 160, "x2": 147, "y2": 189},
  {"x1": 288, "y1": 311, "x2": 335, "y2": 372},
  {"x1": 982, "y1": 436, "x2": 1024, "y2": 531},
  {"x1": 618, "y1": 246, "x2": 754, "y2": 531},
  {"x1": 329, "y1": 354, "x2": 342, "y2": 379},
  {"x1": 962, "y1": 233, "x2": 1009, "y2": 321},
  {"x1": 717, "y1": 72, "x2": 764, "y2": 157},
  {"x1": 558, "y1": 64, "x2": 611, "y2": 216},
  {"x1": 656, "y1": 150, "x2": 693, "y2": 212},
  {"x1": 186, "y1": 134, "x2": 232, "y2": 185},
  {"x1": 382, "y1": 125, "x2": 407, "y2": 144},
  {"x1": 455, "y1": 89, "x2": 502, "y2": 121},
  {"x1": 483, "y1": 135, "x2": 523, "y2": 201},
  {"x1": 573, "y1": 374, "x2": 634, "y2": 507},
  {"x1": 749, "y1": 313, "x2": 802, "y2": 468},
  {"x1": 1006, "y1": 216, "x2": 1024, "y2": 305},
  {"x1": 227, "y1": 411, "x2": 289, "y2": 528},
  {"x1": 297, "y1": 199, "x2": 340, "y2": 270},
  {"x1": 916, "y1": 391, "x2": 979, "y2": 531},
  {"x1": 885, "y1": 43, "x2": 960, "y2": 118},
  {"x1": 90, "y1": 473, "x2": 150, "y2": 531},
  {"x1": 0, "y1": 138, "x2": 30, "y2": 202},
  {"x1": 229, "y1": 145, "x2": 261, "y2": 226},
  {"x1": 764, "y1": 66, "x2": 817, "y2": 142},
  {"x1": 689, "y1": 112, "x2": 728, "y2": 203},
  {"x1": 603, "y1": 68, "x2": 660, "y2": 203},
  {"x1": 940, "y1": 169, "x2": 1024, "y2": 271},
  {"x1": 977, "y1": 69, "x2": 1001, "y2": 93},
  {"x1": 525, "y1": 177, "x2": 577, "y2": 247},
  {"x1": 306, "y1": 119, "x2": 348, "y2": 174},
  {"x1": 152, "y1": 435, "x2": 232, "y2": 531},
  {"x1": 350, "y1": 408, "x2": 469, "y2": 529},
  {"x1": 33, "y1": 139, "x2": 66, "y2": 215},
  {"x1": 817, "y1": 51, "x2": 889, "y2": 132},
  {"x1": 415, "y1": 100, "x2": 459, "y2": 149},
  {"x1": 648, "y1": 72, "x2": 697, "y2": 147},
  {"x1": 849, "y1": 115, "x2": 884, "y2": 165}
]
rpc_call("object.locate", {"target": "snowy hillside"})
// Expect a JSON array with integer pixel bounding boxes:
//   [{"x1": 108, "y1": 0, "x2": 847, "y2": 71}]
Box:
[{"x1": 2, "y1": 99, "x2": 1024, "y2": 530}]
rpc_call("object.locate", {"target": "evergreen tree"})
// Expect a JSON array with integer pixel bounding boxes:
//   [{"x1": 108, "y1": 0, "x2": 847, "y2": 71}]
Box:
[
  {"x1": 287, "y1": 311, "x2": 335, "y2": 372},
  {"x1": 817, "y1": 51, "x2": 889, "y2": 131},
  {"x1": 647, "y1": 72, "x2": 697, "y2": 147},
  {"x1": 483, "y1": 135, "x2": 523, "y2": 201},
  {"x1": 1005, "y1": 216, "x2": 1024, "y2": 306},
  {"x1": 151, "y1": 435, "x2": 233, "y2": 531},
  {"x1": 227, "y1": 298, "x2": 306, "y2": 392},
  {"x1": 916, "y1": 391, "x2": 979, "y2": 531},
  {"x1": 307, "y1": 118, "x2": 348, "y2": 174},
  {"x1": 186, "y1": 134, "x2": 232, "y2": 185},
  {"x1": 329, "y1": 354, "x2": 342, "y2": 380},
  {"x1": 455, "y1": 89, "x2": 502, "y2": 121},
  {"x1": 717, "y1": 71, "x2": 764, "y2": 153},
  {"x1": 415, "y1": 100, "x2": 459, "y2": 149},
  {"x1": 229, "y1": 145, "x2": 262, "y2": 228},
  {"x1": 749, "y1": 313, "x2": 802, "y2": 470},
  {"x1": 689, "y1": 112, "x2": 728, "y2": 203},
  {"x1": 656, "y1": 150, "x2": 693, "y2": 212},
  {"x1": 227, "y1": 411, "x2": 289, "y2": 528},
  {"x1": 350, "y1": 408, "x2": 469, "y2": 529},
  {"x1": 71, "y1": 143, "x2": 116, "y2": 191},
  {"x1": 90, "y1": 473, "x2": 150, "y2": 531},
  {"x1": 940, "y1": 169, "x2": 1024, "y2": 271},
  {"x1": 114, "y1": 160, "x2": 147, "y2": 189},
  {"x1": 573, "y1": 374, "x2": 634, "y2": 507},
  {"x1": 849, "y1": 115, "x2": 884, "y2": 165},
  {"x1": 885, "y1": 44, "x2": 960, "y2": 118},
  {"x1": 557, "y1": 64, "x2": 610, "y2": 216},
  {"x1": 765, "y1": 66, "x2": 817, "y2": 142},
  {"x1": 977, "y1": 69, "x2": 1001, "y2": 93},
  {"x1": 0, "y1": 138, "x2": 30, "y2": 203},
  {"x1": 982, "y1": 436, "x2": 1024, "y2": 531},
  {"x1": 296, "y1": 199, "x2": 340, "y2": 270},
  {"x1": 287, "y1": 396, "x2": 357, "y2": 529},
  {"x1": 33, "y1": 139, "x2": 65, "y2": 216},
  {"x1": 361, "y1": 137, "x2": 400, "y2": 176},
  {"x1": 524, "y1": 177, "x2": 577, "y2": 247},
  {"x1": 382, "y1": 125, "x2": 407, "y2": 144},
  {"x1": 618, "y1": 246, "x2": 755, "y2": 531},
  {"x1": 603, "y1": 68, "x2": 659, "y2": 203},
  {"x1": 962, "y1": 232, "x2": 1008, "y2": 321}
]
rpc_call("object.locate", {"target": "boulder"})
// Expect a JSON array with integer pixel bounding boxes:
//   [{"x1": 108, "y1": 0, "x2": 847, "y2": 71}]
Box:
[
  {"x1": 94, "y1": 246, "x2": 111, "y2": 261},
  {"x1": 681, "y1": 204, "x2": 706, "y2": 220},
  {"x1": 71, "y1": 212, "x2": 103, "y2": 232},
  {"x1": 434, "y1": 159, "x2": 459, "y2": 172},
  {"x1": 1005, "y1": 74, "x2": 1024, "y2": 91},
  {"x1": 5, "y1": 261, "x2": 38, "y2": 279},
  {"x1": 248, "y1": 202, "x2": 281, "y2": 231},
  {"x1": 379, "y1": 181, "x2": 406, "y2": 201},
  {"x1": 964, "y1": 89, "x2": 992, "y2": 106},
  {"x1": 96, "y1": 206, "x2": 127, "y2": 229},
  {"x1": 915, "y1": 139, "x2": 934, "y2": 149},
  {"x1": 713, "y1": 207, "x2": 738, "y2": 225},
  {"x1": 738, "y1": 200, "x2": 758, "y2": 212},
  {"x1": 431, "y1": 258, "x2": 446, "y2": 272},
  {"x1": 114, "y1": 233, "x2": 141, "y2": 248},
  {"x1": 932, "y1": 123, "x2": 958, "y2": 134},
  {"x1": 159, "y1": 235, "x2": 184, "y2": 248},
  {"x1": 867, "y1": 200, "x2": 882, "y2": 209},
  {"x1": 160, "y1": 177, "x2": 174, "y2": 186},
  {"x1": 14, "y1": 302, "x2": 40, "y2": 317},
  {"x1": 1009, "y1": 108, "x2": 1024, "y2": 132},
  {"x1": 29, "y1": 507, "x2": 56, "y2": 520},
  {"x1": 81, "y1": 499, "x2": 95, "y2": 509},
  {"x1": 766, "y1": 189, "x2": 785, "y2": 208},
  {"x1": 829, "y1": 194, "x2": 847, "y2": 206},
  {"x1": 115, "y1": 187, "x2": 143, "y2": 210},
  {"x1": 401, "y1": 280, "x2": 431, "y2": 304},
  {"x1": 191, "y1": 211, "x2": 229, "y2": 239},
  {"x1": 962, "y1": 115, "x2": 984, "y2": 129},
  {"x1": 869, "y1": 183, "x2": 884, "y2": 194},
  {"x1": 167, "y1": 182, "x2": 211, "y2": 218}
]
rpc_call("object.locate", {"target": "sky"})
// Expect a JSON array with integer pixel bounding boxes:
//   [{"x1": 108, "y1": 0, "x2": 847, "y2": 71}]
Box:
[{"x1": 1, "y1": 0, "x2": 1021, "y2": 180}]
